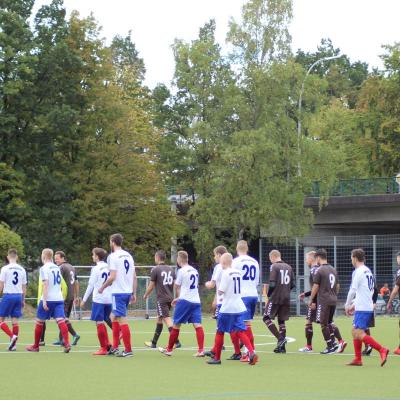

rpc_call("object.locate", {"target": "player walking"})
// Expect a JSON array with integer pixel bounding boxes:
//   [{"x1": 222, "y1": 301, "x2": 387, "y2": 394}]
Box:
[
  {"x1": 159, "y1": 251, "x2": 205, "y2": 357},
  {"x1": 232, "y1": 240, "x2": 260, "y2": 362},
  {"x1": 263, "y1": 250, "x2": 294, "y2": 353},
  {"x1": 207, "y1": 253, "x2": 258, "y2": 366},
  {"x1": 0, "y1": 249, "x2": 27, "y2": 351},
  {"x1": 345, "y1": 248, "x2": 389, "y2": 366},
  {"x1": 143, "y1": 250, "x2": 181, "y2": 349},
  {"x1": 98, "y1": 233, "x2": 137, "y2": 358},
  {"x1": 81, "y1": 248, "x2": 112, "y2": 355},
  {"x1": 26, "y1": 248, "x2": 71, "y2": 353},
  {"x1": 386, "y1": 251, "x2": 400, "y2": 355}
]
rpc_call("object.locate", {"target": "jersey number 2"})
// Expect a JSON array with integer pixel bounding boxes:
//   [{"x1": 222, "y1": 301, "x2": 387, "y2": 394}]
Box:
[{"x1": 189, "y1": 274, "x2": 198, "y2": 289}]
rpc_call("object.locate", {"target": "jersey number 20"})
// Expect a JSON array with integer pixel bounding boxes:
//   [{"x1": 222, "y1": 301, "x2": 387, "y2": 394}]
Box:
[{"x1": 242, "y1": 265, "x2": 256, "y2": 281}]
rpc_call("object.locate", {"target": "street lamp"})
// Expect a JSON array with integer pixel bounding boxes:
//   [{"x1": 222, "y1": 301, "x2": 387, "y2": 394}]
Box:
[{"x1": 297, "y1": 55, "x2": 342, "y2": 176}]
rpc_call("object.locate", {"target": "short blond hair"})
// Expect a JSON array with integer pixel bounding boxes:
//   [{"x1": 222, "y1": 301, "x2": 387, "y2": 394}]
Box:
[
  {"x1": 42, "y1": 248, "x2": 54, "y2": 261},
  {"x1": 220, "y1": 252, "x2": 233, "y2": 265},
  {"x1": 236, "y1": 240, "x2": 248, "y2": 253},
  {"x1": 306, "y1": 251, "x2": 316, "y2": 259},
  {"x1": 269, "y1": 249, "x2": 281, "y2": 259},
  {"x1": 177, "y1": 250, "x2": 188, "y2": 263}
]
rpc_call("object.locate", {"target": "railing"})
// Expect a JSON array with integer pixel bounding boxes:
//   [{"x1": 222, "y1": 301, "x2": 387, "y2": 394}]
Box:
[{"x1": 310, "y1": 177, "x2": 399, "y2": 197}]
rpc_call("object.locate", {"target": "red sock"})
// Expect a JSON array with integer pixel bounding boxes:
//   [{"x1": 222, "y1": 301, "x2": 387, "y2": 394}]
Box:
[
  {"x1": 353, "y1": 339, "x2": 362, "y2": 361},
  {"x1": 363, "y1": 335, "x2": 382, "y2": 352},
  {"x1": 237, "y1": 330, "x2": 254, "y2": 354},
  {"x1": 34, "y1": 322, "x2": 44, "y2": 348},
  {"x1": 167, "y1": 328, "x2": 180, "y2": 351},
  {"x1": 120, "y1": 324, "x2": 132, "y2": 353},
  {"x1": 12, "y1": 323, "x2": 19, "y2": 336},
  {"x1": 57, "y1": 320, "x2": 70, "y2": 346},
  {"x1": 0, "y1": 322, "x2": 13, "y2": 338},
  {"x1": 96, "y1": 323, "x2": 108, "y2": 348},
  {"x1": 230, "y1": 331, "x2": 241, "y2": 354},
  {"x1": 112, "y1": 321, "x2": 120, "y2": 348},
  {"x1": 214, "y1": 332, "x2": 224, "y2": 361},
  {"x1": 245, "y1": 324, "x2": 255, "y2": 349},
  {"x1": 195, "y1": 326, "x2": 205, "y2": 352}
]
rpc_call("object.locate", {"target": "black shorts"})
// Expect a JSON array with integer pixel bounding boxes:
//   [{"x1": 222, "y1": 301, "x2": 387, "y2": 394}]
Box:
[
  {"x1": 264, "y1": 301, "x2": 290, "y2": 322},
  {"x1": 317, "y1": 304, "x2": 335, "y2": 325},
  {"x1": 64, "y1": 300, "x2": 74, "y2": 319},
  {"x1": 157, "y1": 301, "x2": 172, "y2": 318}
]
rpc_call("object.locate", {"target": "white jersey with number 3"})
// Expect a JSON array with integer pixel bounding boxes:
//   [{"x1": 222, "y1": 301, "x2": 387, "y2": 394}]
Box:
[
  {"x1": 0, "y1": 263, "x2": 27, "y2": 294},
  {"x1": 176, "y1": 265, "x2": 200, "y2": 304},
  {"x1": 40, "y1": 262, "x2": 64, "y2": 302},
  {"x1": 108, "y1": 249, "x2": 135, "y2": 294},
  {"x1": 82, "y1": 261, "x2": 112, "y2": 304},
  {"x1": 219, "y1": 268, "x2": 246, "y2": 314},
  {"x1": 232, "y1": 255, "x2": 259, "y2": 297},
  {"x1": 350, "y1": 265, "x2": 374, "y2": 312}
]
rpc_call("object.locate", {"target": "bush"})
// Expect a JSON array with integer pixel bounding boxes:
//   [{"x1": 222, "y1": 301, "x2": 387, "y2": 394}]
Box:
[{"x1": 0, "y1": 222, "x2": 24, "y2": 264}]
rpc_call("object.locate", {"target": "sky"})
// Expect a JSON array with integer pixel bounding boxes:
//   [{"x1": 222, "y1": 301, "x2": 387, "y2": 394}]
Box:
[{"x1": 32, "y1": 0, "x2": 400, "y2": 88}]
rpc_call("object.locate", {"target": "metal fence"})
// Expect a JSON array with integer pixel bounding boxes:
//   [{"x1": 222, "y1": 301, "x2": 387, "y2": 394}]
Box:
[{"x1": 260, "y1": 234, "x2": 400, "y2": 316}]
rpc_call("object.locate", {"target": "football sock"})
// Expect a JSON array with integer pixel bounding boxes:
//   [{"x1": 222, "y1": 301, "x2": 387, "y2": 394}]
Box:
[
  {"x1": 0, "y1": 322, "x2": 13, "y2": 338},
  {"x1": 105, "y1": 318, "x2": 112, "y2": 330},
  {"x1": 112, "y1": 321, "x2": 121, "y2": 348},
  {"x1": 230, "y1": 331, "x2": 241, "y2": 354},
  {"x1": 167, "y1": 328, "x2": 180, "y2": 351},
  {"x1": 237, "y1": 330, "x2": 254, "y2": 354},
  {"x1": 305, "y1": 323, "x2": 313, "y2": 346},
  {"x1": 362, "y1": 335, "x2": 382, "y2": 352},
  {"x1": 265, "y1": 319, "x2": 279, "y2": 339},
  {"x1": 34, "y1": 321, "x2": 44, "y2": 348},
  {"x1": 195, "y1": 326, "x2": 205, "y2": 352},
  {"x1": 278, "y1": 322, "x2": 286, "y2": 341},
  {"x1": 245, "y1": 324, "x2": 255, "y2": 348},
  {"x1": 120, "y1": 324, "x2": 132, "y2": 353},
  {"x1": 152, "y1": 323, "x2": 163, "y2": 345},
  {"x1": 40, "y1": 322, "x2": 46, "y2": 342},
  {"x1": 168, "y1": 326, "x2": 181, "y2": 345},
  {"x1": 57, "y1": 320, "x2": 70, "y2": 346},
  {"x1": 354, "y1": 339, "x2": 362, "y2": 361},
  {"x1": 66, "y1": 320, "x2": 77, "y2": 336},
  {"x1": 364, "y1": 328, "x2": 370, "y2": 348},
  {"x1": 322, "y1": 325, "x2": 333, "y2": 347},
  {"x1": 330, "y1": 323, "x2": 342, "y2": 342},
  {"x1": 97, "y1": 323, "x2": 109, "y2": 348},
  {"x1": 12, "y1": 323, "x2": 19, "y2": 337},
  {"x1": 214, "y1": 332, "x2": 224, "y2": 361}
]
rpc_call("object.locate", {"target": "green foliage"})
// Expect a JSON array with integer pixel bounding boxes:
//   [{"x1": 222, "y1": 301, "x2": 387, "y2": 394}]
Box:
[{"x1": 0, "y1": 223, "x2": 24, "y2": 262}]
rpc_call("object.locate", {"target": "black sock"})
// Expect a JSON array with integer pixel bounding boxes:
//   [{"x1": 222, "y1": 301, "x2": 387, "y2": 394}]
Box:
[
  {"x1": 67, "y1": 321, "x2": 77, "y2": 337},
  {"x1": 278, "y1": 322, "x2": 286, "y2": 342},
  {"x1": 305, "y1": 323, "x2": 313, "y2": 346},
  {"x1": 105, "y1": 318, "x2": 112, "y2": 330},
  {"x1": 152, "y1": 323, "x2": 163, "y2": 345},
  {"x1": 41, "y1": 322, "x2": 46, "y2": 342}
]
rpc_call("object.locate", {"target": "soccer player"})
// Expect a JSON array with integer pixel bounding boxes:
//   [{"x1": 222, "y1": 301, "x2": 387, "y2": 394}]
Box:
[
  {"x1": 0, "y1": 249, "x2": 27, "y2": 351},
  {"x1": 345, "y1": 248, "x2": 389, "y2": 367},
  {"x1": 159, "y1": 250, "x2": 205, "y2": 357},
  {"x1": 263, "y1": 250, "x2": 294, "y2": 353},
  {"x1": 207, "y1": 253, "x2": 258, "y2": 366},
  {"x1": 98, "y1": 233, "x2": 136, "y2": 358},
  {"x1": 26, "y1": 248, "x2": 71, "y2": 353},
  {"x1": 143, "y1": 250, "x2": 181, "y2": 349},
  {"x1": 53, "y1": 251, "x2": 80, "y2": 346},
  {"x1": 80, "y1": 248, "x2": 112, "y2": 355},
  {"x1": 386, "y1": 250, "x2": 400, "y2": 355},
  {"x1": 309, "y1": 248, "x2": 346, "y2": 354},
  {"x1": 298, "y1": 250, "x2": 319, "y2": 352},
  {"x1": 232, "y1": 240, "x2": 260, "y2": 362}
]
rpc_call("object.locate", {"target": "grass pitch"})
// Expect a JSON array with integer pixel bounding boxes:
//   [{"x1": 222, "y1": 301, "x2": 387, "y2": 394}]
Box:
[{"x1": 1, "y1": 316, "x2": 399, "y2": 400}]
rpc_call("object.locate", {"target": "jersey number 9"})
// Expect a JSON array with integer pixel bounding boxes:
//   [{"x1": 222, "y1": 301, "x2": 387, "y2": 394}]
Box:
[{"x1": 124, "y1": 260, "x2": 130, "y2": 274}]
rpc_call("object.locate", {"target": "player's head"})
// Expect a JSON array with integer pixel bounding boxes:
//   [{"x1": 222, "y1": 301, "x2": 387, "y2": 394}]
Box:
[
  {"x1": 397, "y1": 251, "x2": 400, "y2": 266},
  {"x1": 110, "y1": 233, "x2": 123, "y2": 252},
  {"x1": 177, "y1": 250, "x2": 189, "y2": 267},
  {"x1": 155, "y1": 250, "x2": 167, "y2": 265},
  {"x1": 54, "y1": 250, "x2": 66, "y2": 266},
  {"x1": 7, "y1": 248, "x2": 18, "y2": 263},
  {"x1": 269, "y1": 249, "x2": 281, "y2": 263},
  {"x1": 213, "y1": 245, "x2": 227, "y2": 263},
  {"x1": 305, "y1": 250, "x2": 316, "y2": 267},
  {"x1": 92, "y1": 247, "x2": 107, "y2": 263},
  {"x1": 220, "y1": 252, "x2": 233, "y2": 269},
  {"x1": 41, "y1": 248, "x2": 54, "y2": 263},
  {"x1": 351, "y1": 248, "x2": 365, "y2": 267},
  {"x1": 315, "y1": 248, "x2": 328, "y2": 264},
  {"x1": 236, "y1": 240, "x2": 248, "y2": 255}
]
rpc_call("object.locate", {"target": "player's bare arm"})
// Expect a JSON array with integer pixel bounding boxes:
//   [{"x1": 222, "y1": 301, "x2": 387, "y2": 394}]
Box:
[
  {"x1": 172, "y1": 284, "x2": 181, "y2": 306},
  {"x1": 387, "y1": 284, "x2": 399, "y2": 311},
  {"x1": 131, "y1": 272, "x2": 137, "y2": 304},
  {"x1": 0, "y1": 280, "x2": 4, "y2": 295},
  {"x1": 74, "y1": 279, "x2": 80, "y2": 305},
  {"x1": 205, "y1": 280, "x2": 216, "y2": 290},
  {"x1": 42, "y1": 280, "x2": 49, "y2": 311},
  {"x1": 98, "y1": 270, "x2": 117, "y2": 293},
  {"x1": 22, "y1": 284, "x2": 26, "y2": 308},
  {"x1": 308, "y1": 283, "x2": 319, "y2": 309},
  {"x1": 143, "y1": 281, "x2": 155, "y2": 299}
]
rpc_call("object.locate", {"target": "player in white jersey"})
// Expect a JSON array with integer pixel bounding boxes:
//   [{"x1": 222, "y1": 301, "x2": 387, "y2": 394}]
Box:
[
  {"x1": 26, "y1": 248, "x2": 71, "y2": 353},
  {"x1": 99, "y1": 233, "x2": 136, "y2": 358},
  {"x1": 0, "y1": 249, "x2": 27, "y2": 351},
  {"x1": 81, "y1": 248, "x2": 112, "y2": 355},
  {"x1": 207, "y1": 253, "x2": 258, "y2": 365},
  {"x1": 345, "y1": 248, "x2": 389, "y2": 367},
  {"x1": 159, "y1": 250, "x2": 205, "y2": 357},
  {"x1": 232, "y1": 240, "x2": 260, "y2": 362}
]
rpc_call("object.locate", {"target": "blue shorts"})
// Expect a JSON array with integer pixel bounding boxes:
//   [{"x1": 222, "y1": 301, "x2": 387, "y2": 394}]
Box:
[
  {"x1": 0, "y1": 294, "x2": 23, "y2": 318},
  {"x1": 214, "y1": 304, "x2": 222, "y2": 318},
  {"x1": 173, "y1": 299, "x2": 202, "y2": 324},
  {"x1": 37, "y1": 301, "x2": 65, "y2": 320},
  {"x1": 217, "y1": 312, "x2": 246, "y2": 333},
  {"x1": 242, "y1": 296, "x2": 258, "y2": 321},
  {"x1": 91, "y1": 302, "x2": 112, "y2": 322},
  {"x1": 353, "y1": 311, "x2": 374, "y2": 330},
  {"x1": 112, "y1": 294, "x2": 131, "y2": 317}
]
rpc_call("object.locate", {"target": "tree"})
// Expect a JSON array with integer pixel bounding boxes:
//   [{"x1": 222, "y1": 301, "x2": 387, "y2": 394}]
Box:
[{"x1": 0, "y1": 223, "x2": 24, "y2": 261}]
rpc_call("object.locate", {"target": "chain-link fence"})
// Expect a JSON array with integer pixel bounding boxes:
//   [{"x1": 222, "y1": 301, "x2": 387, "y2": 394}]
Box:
[{"x1": 260, "y1": 234, "x2": 400, "y2": 316}]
